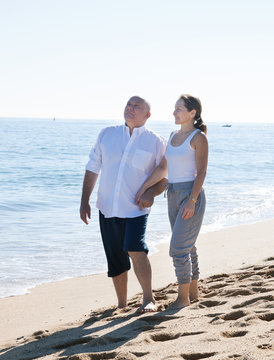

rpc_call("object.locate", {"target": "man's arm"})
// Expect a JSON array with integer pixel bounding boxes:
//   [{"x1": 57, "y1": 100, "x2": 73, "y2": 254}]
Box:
[
  {"x1": 80, "y1": 170, "x2": 98, "y2": 224},
  {"x1": 138, "y1": 178, "x2": 168, "y2": 210}
]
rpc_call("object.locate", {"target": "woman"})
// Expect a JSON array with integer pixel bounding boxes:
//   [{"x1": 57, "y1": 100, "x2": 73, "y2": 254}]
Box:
[{"x1": 136, "y1": 94, "x2": 208, "y2": 309}]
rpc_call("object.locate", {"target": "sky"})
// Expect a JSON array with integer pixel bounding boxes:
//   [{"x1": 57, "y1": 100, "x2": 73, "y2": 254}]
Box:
[{"x1": 0, "y1": 0, "x2": 273, "y2": 123}]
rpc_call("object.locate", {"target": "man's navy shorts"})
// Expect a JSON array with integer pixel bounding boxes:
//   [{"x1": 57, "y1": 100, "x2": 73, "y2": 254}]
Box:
[{"x1": 99, "y1": 211, "x2": 149, "y2": 277}]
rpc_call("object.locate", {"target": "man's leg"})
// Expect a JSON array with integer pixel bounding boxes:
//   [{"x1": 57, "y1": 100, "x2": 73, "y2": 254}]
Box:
[
  {"x1": 128, "y1": 251, "x2": 156, "y2": 312},
  {"x1": 99, "y1": 212, "x2": 131, "y2": 308},
  {"x1": 112, "y1": 271, "x2": 128, "y2": 308},
  {"x1": 124, "y1": 214, "x2": 156, "y2": 312}
]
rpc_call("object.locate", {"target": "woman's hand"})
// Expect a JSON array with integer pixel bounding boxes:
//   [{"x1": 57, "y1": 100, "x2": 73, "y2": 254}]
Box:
[
  {"x1": 137, "y1": 192, "x2": 154, "y2": 210},
  {"x1": 135, "y1": 187, "x2": 146, "y2": 205},
  {"x1": 181, "y1": 199, "x2": 195, "y2": 220}
]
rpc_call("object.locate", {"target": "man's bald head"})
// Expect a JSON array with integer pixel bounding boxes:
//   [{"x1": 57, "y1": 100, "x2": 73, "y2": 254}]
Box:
[
  {"x1": 128, "y1": 96, "x2": 151, "y2": 113},
  {"x1": 124, "y1": 96, "x2": 151, "y2": 132}
]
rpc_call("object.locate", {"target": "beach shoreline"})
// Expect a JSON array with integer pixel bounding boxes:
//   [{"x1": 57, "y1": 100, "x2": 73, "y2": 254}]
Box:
[{"x1": 1, "y1": 219, "x2": 274, "y2": 357}]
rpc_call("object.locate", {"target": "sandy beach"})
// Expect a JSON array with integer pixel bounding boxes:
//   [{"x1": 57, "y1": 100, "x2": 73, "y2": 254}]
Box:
[{"x1": 0, "y1": 219, "x2": 274, "y2": 360}]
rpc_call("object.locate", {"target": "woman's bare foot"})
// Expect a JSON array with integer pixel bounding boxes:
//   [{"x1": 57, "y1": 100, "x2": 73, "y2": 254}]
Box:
[
  {"x1": 189, "y1": 280, "x2": 199, "y2": 302},
  {"x1": 168, "y1": 297, "x2": 190, "y2": 309},
  {"x1": 167, "y1": 283, "x2": 191, "y2": 309}
]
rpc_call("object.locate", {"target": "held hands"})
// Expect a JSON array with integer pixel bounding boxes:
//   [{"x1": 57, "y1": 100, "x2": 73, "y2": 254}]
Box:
[
  {"x1": 135, "y1": 188, "x2": 154, "y2": 210},
  {"x1": 135, "y1": 186, "x2": 146, "y2": 204},
  {"x1": 181, "y1": 199, "x2": 195, "y2": 220},
  {"x1": 80, "y1": 203, "x2": 91, "y2": 225}
]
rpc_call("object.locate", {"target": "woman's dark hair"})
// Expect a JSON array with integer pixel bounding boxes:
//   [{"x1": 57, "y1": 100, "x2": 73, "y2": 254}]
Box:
[{"x1": 179, "y1": 94, "x2": 207, "y2": 134}]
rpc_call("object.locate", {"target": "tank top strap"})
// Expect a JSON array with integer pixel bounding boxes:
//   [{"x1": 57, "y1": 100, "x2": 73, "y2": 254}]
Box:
[
  {"x1": 187, "y1": 129, "x2": 200, "y2": 143},
  {"x1": 167, "y1": 130, "x2": 177, "y2": 145},
  {"x1": 168, "y1": 128, "x2": 200, "y2": 146}
]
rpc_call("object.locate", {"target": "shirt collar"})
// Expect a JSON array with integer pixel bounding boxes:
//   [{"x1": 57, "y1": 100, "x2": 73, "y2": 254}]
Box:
[{"x1": 124, "y1": 123, "x2": 146, "y2": 136}]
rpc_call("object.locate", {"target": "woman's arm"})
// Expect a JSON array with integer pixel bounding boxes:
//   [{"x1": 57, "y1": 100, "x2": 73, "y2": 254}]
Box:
[
  {"x1": 137, "y1": 178, "x2": 168, "y2": 210},
  {"x1": 135, "y1": 156, "x2": 168, "y2": 203},
  {"x1": 181, "y1": 133, "x2": 208, "y2": 220}
]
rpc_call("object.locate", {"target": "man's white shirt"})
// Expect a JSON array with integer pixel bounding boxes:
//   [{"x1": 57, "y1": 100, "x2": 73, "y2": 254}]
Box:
[{"x1": 86, "y1": 124, "x2": 166, "y2": 218}]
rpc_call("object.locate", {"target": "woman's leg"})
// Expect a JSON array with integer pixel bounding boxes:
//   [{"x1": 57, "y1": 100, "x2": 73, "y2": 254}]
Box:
[
  {"x1": 169, "y1": 189, "x2": 206, "y2": 308},
  {"x1": 190, "y1": 245, "x2": 199, "y2": 301}
]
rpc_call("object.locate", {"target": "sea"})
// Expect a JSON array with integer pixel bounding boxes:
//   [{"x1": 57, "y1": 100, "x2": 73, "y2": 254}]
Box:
[{"x1": 1, "y1": 118, "x2": 274, "y2": 299}]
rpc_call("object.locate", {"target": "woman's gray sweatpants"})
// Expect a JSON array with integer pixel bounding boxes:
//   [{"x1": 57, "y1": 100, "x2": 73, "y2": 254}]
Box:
[{"x1": 167, "y1": 181, "x2": 206, "y2": 284}]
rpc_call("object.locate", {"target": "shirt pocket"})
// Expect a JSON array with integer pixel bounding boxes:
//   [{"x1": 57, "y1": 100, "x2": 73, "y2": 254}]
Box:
[{"x1": 132, "y1": 149, "x2": 154, "y2": 172}]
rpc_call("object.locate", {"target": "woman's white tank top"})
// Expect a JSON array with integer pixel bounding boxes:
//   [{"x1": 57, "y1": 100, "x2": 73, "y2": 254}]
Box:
[{"x1": 165, "y1": 129, "x2": 200, "y2": 183}]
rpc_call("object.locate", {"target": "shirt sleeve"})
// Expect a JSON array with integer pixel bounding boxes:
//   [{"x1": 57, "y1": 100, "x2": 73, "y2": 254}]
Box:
[
  {"x1": 85, "y1": 128, "x2": 106, "y2": 174},
  {"x1": 155, "y1": 136, "x2": 167, "y2": 166}
]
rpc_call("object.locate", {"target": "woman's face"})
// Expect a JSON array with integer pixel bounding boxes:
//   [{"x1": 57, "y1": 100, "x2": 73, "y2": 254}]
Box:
[{"x1": 173, "y1": 99, "x2": 194, "y2": 125}]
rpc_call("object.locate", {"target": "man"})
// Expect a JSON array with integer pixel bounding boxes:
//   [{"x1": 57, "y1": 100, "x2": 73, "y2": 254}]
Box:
[{"x1": 80, "y1": 96, "x2": 166, "y2": 312}]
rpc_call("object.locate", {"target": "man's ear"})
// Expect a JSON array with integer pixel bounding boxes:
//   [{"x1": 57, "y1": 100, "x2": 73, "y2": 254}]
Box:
[{"x1": 146, "y1": 112, "x2": 151, "y2": 119}]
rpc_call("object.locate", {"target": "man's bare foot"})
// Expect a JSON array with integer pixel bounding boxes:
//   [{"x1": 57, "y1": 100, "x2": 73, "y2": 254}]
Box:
[
  {"x1": 138, "y1": 300, "x2": 157, "y2": 313},
  {"x1": 117, "y1": 304, "x2": 127, "y2": 309},
  {"x1": 167, "y1": 298, "x2": 190, "y2": 309},
  {"x1": 190, "y1": 297, "x2": 199, "y2": 303}
]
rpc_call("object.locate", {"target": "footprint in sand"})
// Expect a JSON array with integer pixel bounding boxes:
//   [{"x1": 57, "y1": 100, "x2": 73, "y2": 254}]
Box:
[
  {"x1": 199, "y1": 299, "x2": 227, "y2": 308},
  {"x1": 232, "y1": 294, "x2": 274, "y2": 309},
  {"x1": 251, "y1": 286, "x2": 274, "y2": 293},
  {"x1": 257, "y1": 343, "x2": 273, "y2": 349},
  {"x1": 207, "y1": 282, "x2": 228, "y2": 290},
  {"x1": 90, "y1": 335, "x2": 128, "y2": 347},
  {"x1": 54, "y1": 335, "x2": 98, "y2": 350},
  {"x1": 221, "y1": 288, "x2": 254, "y2": 297},
  {"x1": 202, "y1": 291, "x2": 218, "y2": 298},
  {"x1": 32, "y1": 329, "x2": 49, "y2": 340},
  {"x1": 155, "y1": 294, "x2": 169, "y2": 301},
  {"x1": 132, "y1": 320, "x2": 162, "y2": 332},
  {"x1": 221, "y1": 310, "x2": 248, "y2": 320},
  {"x1": 127, "y1": 297, "x2": 143, "y2": 308},
  {"x1": 138, "y1": 314, "x2": 181, "y2": 325},
  {"x1": 221, "y1": 330, "x2": 248, "y2": 338},
  {"x1": 208, "y1": 309, "x2": 249, "y2": 325},
  {"x1": 78, "y1": 351, "x2": 150, "y2": 360},
  {"x1": 130, "y1": 351, "x2": 150, "y2": 357},
  {"x1": 149, "y1": 330, "x2": 205, "y2": 342},
  {"x1": 86, "y1": 307, "x2": 117, "y2": 323},
  {"x1": 114, "y1": 351, "x2": 143, "y2": 360},
  {"x1": 205, "y1": 312, "x2": 225, "y2": 318},
  {"x1": 206, "y1": 273, "x2": 230, "y2": 282},
  {"x1": 149, "y1": 331, "x2": 181, "y2": 342},
  {"x1": 67, "y1": 351, "x2": 118, "y2": 360},
  {"x1": 180, "y1": 352, "x2": 218, "y2": 359},
  {"x1": 258, "y1": 312, "x2": 274, "y2": 321},
  {"x1": 237, "y1": 273, "x2": 262, "y2": 281},
  {"x1": 266, "y1": 268, "x2": 274, "y2": 277},
  {"x1": 60, "y1": 334, "x2": 129, "y2": 351}
]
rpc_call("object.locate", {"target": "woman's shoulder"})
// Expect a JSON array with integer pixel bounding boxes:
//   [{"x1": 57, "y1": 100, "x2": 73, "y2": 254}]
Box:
[
  {"x1": 191, "y1": 130, "x2": 208, "y2": 149},
  {"x1": 193, "y1": 129, "x2": 207, "y2": 139}
]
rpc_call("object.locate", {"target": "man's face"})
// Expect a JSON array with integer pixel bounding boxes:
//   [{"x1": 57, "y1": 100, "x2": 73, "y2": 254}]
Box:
[{"x1": 124, "y1": 97, "x2": 150, "y2": 128}]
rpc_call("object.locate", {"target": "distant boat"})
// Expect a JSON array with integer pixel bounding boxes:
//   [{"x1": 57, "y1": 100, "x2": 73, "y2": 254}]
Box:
[{"x1": 222, "y1": 124, "x2": 232, "y2": 127}]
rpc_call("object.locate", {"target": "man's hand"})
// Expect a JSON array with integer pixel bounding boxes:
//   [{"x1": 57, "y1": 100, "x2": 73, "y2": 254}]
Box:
[
  {"x1": 80, "y1": 203, "x2": 91, "y2": 224},
  {"x1": 138, "y1": 191, "x2": 154, "y2": 210},
  {"x1": 80, "y1": 170, "x2": 98, "y2": 225}
]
